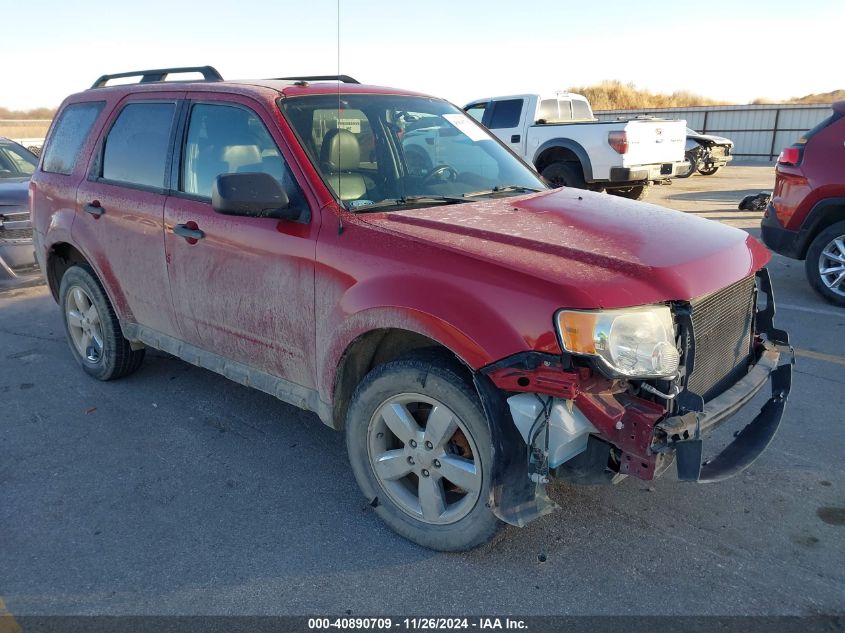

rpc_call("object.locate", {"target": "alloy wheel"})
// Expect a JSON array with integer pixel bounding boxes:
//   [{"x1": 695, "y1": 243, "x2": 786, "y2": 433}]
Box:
[
  {"x1": 65, "y1": 286, "x2": 104, "y2": 363},
  {"x1": 367, "y1": 393, "x2": 483, "y2": 525},
  {"x1": 818, "y1": 235, "x2": 845, "y2": 298}
]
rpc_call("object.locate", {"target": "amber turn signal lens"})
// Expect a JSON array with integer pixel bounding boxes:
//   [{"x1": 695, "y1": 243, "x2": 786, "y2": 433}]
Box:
[{"x1": 557, "y1": 312, "x2": 598, "y2": 355}]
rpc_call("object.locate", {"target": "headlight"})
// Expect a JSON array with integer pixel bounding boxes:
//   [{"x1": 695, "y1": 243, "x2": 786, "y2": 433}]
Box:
[{"x1": 556, "y1": 305, "x2": 680, "y2": 379}]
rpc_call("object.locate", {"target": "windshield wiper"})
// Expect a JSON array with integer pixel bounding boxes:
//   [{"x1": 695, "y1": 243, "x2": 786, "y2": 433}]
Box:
[
  {"x1": 461, "y1": 185, "x2": 544, "y2": 198},
  {"x1": 348, "y1": 195, "x2": 470, "y2": 212}
]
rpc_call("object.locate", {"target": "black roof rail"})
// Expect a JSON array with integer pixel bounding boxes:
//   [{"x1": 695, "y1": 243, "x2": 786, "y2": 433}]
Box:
[
  {"x1": 274, "y1": 75, "x2": 360, "y2": 85},
  {"x1": 90, "y1": 66, "x2": 223, "y2": 89}
]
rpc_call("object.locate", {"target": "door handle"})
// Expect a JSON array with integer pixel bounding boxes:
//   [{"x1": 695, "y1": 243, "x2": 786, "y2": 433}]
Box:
[
  {"x1": 84, "y1": 201, "x2": 105, "y2": 217},
  {"x1": 172, "y1": 223, "x2": 205, "y2": 241},
  {"x1": 510, "y1": 134, "x2": 521, "y2": 143}
]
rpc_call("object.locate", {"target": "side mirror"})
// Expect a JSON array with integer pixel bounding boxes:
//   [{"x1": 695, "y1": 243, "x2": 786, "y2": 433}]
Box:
[{"x1": 211, "y1": 172, "x2": 299, "y2": 221}]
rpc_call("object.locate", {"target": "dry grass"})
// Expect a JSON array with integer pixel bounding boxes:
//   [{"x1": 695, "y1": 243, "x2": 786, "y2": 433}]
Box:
[
  {"x1": 753, "y1": 89, "x2": 845, "y2": 105},
  {"x1": 0, "y1": 107, "x2": 56, "y2": 119},
  {"x1": 0, "y1": 121, "x2": 51, "y2": 140},
  {"x1": 568, "y1": 81, "x2": 845, "y2": 110},
  {"x1": 0, "y1": 107, "x2": 55, "y2": 141},
  {"x1": 567, "y1": 80, "x2": 729, "y2": 110}
]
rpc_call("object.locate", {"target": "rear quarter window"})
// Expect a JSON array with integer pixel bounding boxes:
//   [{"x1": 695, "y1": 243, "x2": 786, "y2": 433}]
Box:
[
  {"x1": 101, "y1": 102, "x2": 176, "y2": 189},
  {"x1": 572, "y1": 99, "x2": 593, "y2": 120},
  {"x1": 42, "y1": 102, "x2": 105, "y2": 175}
]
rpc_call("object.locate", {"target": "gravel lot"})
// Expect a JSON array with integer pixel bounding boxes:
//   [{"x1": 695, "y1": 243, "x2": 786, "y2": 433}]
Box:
[{"x1": 1, "y1": 164, "x2": 843, "y2": 617}]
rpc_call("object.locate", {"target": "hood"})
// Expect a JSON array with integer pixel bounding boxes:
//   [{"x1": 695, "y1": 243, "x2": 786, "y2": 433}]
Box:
[
  {"x1": 687, "y1": 132, "x2": 733, "y2": 146},
  {"x1": 359, "y1": 189, "x2": 770, "y2": 309},
  {"x1": 0, "y1": 178, "x2": 30, "y2": 208}
]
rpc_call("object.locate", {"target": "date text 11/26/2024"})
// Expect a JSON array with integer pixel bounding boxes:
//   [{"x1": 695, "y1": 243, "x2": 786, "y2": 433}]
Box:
[{"x1": 308, "y1": 618, "x2": 528, "y2": 630}]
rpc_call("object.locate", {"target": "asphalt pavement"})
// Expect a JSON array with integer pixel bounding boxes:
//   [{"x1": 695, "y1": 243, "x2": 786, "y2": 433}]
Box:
[{"x1": 1, "y1": 164, "x2": 843, "y2": 617}]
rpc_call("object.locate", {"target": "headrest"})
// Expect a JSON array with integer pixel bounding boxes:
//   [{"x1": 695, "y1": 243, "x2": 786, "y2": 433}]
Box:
[
  {"x1": 222, "y1": 145, "x2": 262, "y2": 171},
  {"x1": 320, "y1": 128, "x2": 360, "y2": 171}
]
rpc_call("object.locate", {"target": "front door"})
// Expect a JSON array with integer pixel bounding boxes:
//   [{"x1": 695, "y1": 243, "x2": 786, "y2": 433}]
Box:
[{"x1": 164, "y1": 97, "x2": 320, "y2": 389}]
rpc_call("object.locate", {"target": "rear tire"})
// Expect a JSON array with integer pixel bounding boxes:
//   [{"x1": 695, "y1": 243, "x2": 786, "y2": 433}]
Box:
[
  {"x1": 609, "y1": 185, "x2": 650, "y2": 201},
  {"x1": 541, "y1": 161, "x2": 587, "y2": 189},
  {"x1": 697, "y1": 164, "x2": 722, "y2": 176},
  {"x1": 59, "y1": 264, "x2": 145, "y2": 380},
  {"x1": 677, "y1": 151, "x2": 699, "y2": 178},
  {"x1": 345, "y1": 351, "x2": 501, "y2": 551},
  {"x1": 805, "y1": 221, "x2": 845, "y2": 307}
]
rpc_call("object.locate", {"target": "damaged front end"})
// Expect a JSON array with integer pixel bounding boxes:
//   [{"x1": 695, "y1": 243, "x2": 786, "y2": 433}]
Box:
[{"x1": 475, "y1": 268, "x2": 793, "y2": 527}]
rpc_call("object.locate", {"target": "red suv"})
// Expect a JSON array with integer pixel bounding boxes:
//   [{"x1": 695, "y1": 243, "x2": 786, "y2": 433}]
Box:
[
  {"x1": 762, "y1": 100, "x2": 845, "y2": 305},
  {"x1": 31, "y1": 67, "x2": 792, "y2": 551}
]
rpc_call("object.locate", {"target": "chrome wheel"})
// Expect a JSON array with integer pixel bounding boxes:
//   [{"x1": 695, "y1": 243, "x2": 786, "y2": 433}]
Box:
[
  {"x1": 367, "y1": 393, "x2": 482, "y2": 525},
  {"x1": 818, "y1": 235, "x2": 845, "y2": 298},
  {"x1": 65, "y1": 285, "x2": 104, "y2": 363}
]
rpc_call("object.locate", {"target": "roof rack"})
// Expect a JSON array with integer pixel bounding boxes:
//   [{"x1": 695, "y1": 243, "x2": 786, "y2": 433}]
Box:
[
  {"x1": 274, "y1": 75, "x2": 360, "y2": 85},
  {"x1": 91, "y1": 66, "x2": 223, "y2": 89}
]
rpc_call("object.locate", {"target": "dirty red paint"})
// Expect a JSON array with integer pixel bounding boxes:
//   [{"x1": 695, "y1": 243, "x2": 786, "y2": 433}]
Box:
[{"x1": 31, "y1": 77, "x2": 776, "y2": 486}]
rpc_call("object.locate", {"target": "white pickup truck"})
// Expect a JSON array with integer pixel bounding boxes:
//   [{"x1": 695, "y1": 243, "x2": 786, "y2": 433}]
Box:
[{"x1": 463, "y1": 93, "x2": 688, "y2": 200}]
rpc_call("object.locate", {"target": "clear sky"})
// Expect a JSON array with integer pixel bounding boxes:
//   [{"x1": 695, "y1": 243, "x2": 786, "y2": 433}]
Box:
[{"x1": 2, "y1": 0, "x2": 842, "y2": 110}]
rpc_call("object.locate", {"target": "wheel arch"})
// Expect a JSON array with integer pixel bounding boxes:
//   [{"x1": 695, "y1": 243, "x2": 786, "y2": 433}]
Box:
[
  {"x1": 533, "y1": 138, "x2": 593, "y2": 181},
  {"x1": 45, "y1": 240, "x2": 133, "y2": 327},
  {"x1": 330, "y1": 326, "x2": 477, "y2": 430},
  {"x1": 800, "y1": 198, "x2": 845, "y2": 258},
  {"x1": 46, "y1": 242, "x2": 91, "y2": 302}
]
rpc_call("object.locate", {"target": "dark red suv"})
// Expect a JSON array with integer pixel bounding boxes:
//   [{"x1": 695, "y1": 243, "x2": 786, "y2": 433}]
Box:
[
  {"x1": 761, "y1": 100, "x2": 845, "y2": 305},
  {"x1": 30, "y1": 67, "x2": 792, "y2": 551}
]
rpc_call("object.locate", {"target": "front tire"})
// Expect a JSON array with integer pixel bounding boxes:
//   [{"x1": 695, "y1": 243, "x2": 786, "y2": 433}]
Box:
[
  {"x1": 59, "y1": 264, "x2": 145, "y2": 380},
  {"x1": 805, "y1": 221, "x2": 845, "y2": 306},
  {"x1": 345, "y1": 351, "x2": 501, "y2": 551},
  {"x1": 609, "y1": 185, "x2": 650, "y2": 201}
]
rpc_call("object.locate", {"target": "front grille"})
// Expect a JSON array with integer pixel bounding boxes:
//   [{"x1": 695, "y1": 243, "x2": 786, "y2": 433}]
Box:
[
  {"x1": 0, "y1": 209, "x2": 33, "y2": 241},
  {"x1": 686, "y1": 275, "x2": 756, "y2": 401}
]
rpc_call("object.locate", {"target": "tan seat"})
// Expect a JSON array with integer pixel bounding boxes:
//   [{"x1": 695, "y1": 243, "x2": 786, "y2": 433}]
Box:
[{"x1": 320, "y1": 128, "x2": 367, "y2": 201}]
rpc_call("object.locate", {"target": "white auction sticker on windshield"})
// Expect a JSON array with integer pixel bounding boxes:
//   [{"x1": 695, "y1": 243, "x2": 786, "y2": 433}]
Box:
[
  {"x1": 337, "y1": 118, "x2": 362, "y2": 133},
  {"x1": 442, "y1": 113, "x2": 489, "y2": 142}
]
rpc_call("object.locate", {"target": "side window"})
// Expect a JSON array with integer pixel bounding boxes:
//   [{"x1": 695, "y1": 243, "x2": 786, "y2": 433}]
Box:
[
  {"x1": 42, "y1": 101, "x2": 104, "y2": 175},
  {"x1": 181, "y1": 103, "x2": 307, "y2": 216},
  {"x1": 538, "y1": 99, "x2": 572, "y2": 123},
  {"x1": 465, "y1": 103, "x2": 487, "y2": 123},
  {"x1": 572, "y1": 99, "x2": 593, "y2": 120},
  {"x1": 488, "y1": 99, "x2": 523, "y2": 129},
  {"x1": 101, "y1": 102, "x2": 176, "y2": 188},
  {"x1": 0, "y1": 146, "x2": 36, "y2": 176}
]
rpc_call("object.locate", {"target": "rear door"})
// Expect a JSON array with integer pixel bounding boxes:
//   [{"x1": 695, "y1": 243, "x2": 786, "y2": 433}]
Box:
[
  {"x1": 74, "y1": 93, "x2": 182, "y2": 337},
  {"x1": 163, "y1": 94, "x2": 320, "y2": 389},
  {"x1": 623, "y1": 119, "x2": 686, "y2": 166}
]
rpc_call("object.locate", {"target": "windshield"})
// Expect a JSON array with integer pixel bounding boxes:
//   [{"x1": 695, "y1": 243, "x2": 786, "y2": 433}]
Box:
[
  {"x1": 686, "y1": 128, "x2": 700, "y2": 135},
  {"x1": 280, "y1": 94, "x2": 545, "y2": 210},
  {"x1": 0, "y1": 142, "x2": 38, "y2": 179}
]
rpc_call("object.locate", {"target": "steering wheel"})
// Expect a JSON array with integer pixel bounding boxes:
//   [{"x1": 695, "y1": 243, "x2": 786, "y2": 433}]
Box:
[{"x1": 422, "y1": 164, "x2": 458, "y2": 185}]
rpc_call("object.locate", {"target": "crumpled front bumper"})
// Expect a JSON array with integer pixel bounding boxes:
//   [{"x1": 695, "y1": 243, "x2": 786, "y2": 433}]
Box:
[
  {"x1": 657, "y1": 342, "x2": 792, "y2": 482},
  {"x1": 657, "y1": 267, "x2": 793, "y2": 482}
]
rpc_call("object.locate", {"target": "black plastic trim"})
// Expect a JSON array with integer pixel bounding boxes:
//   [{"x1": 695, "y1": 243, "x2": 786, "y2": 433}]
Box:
[
  {"x1": 472, "y1": 372, "x2": 557, "y2": 527},
  {"x1": 91, "y1": 66, "x2": 223, "y2": 89},
  {"x1": 274, "y1": 75, "x2": 360, "y2": 84},
  {"x1": 532, "y1": 138, "x2": 594, "y2": 181}
]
